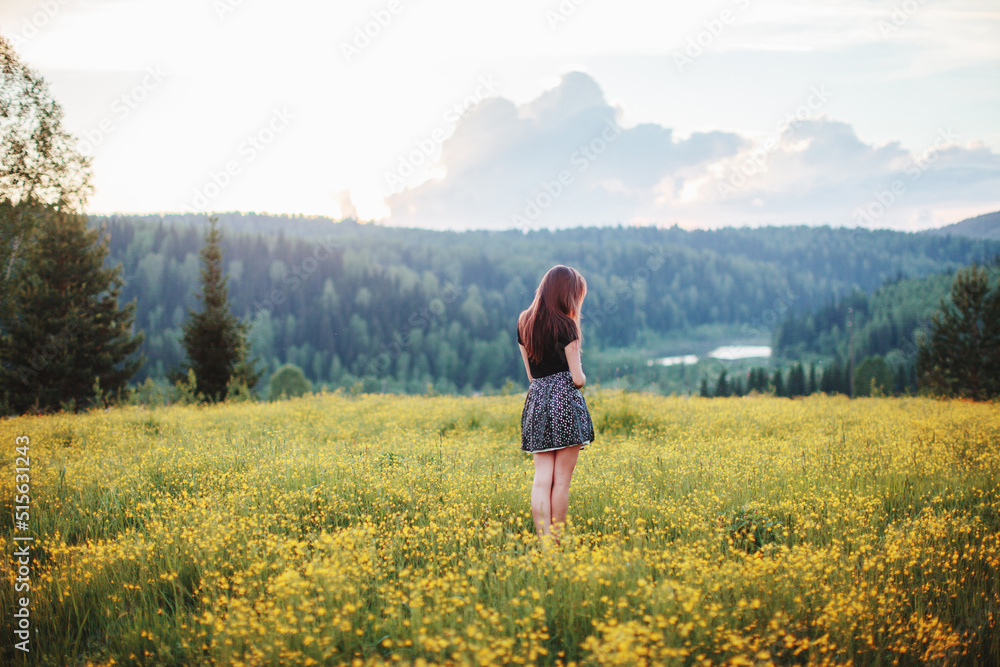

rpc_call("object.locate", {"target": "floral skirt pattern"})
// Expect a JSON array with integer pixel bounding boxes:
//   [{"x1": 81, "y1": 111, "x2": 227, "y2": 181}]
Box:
[{"x1": 521, "y1": 370, "x2": 596, "y2": 453}]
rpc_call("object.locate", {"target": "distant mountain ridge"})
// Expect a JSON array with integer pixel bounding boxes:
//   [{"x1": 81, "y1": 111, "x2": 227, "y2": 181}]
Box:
[{"x1": 927, "y1": 210, "x2": 1000, "y2": 240}]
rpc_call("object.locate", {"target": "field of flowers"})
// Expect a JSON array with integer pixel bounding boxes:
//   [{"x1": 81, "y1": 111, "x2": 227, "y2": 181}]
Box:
[{"x1": 1, "y1": 389, "x2": 998, "y2": 666}]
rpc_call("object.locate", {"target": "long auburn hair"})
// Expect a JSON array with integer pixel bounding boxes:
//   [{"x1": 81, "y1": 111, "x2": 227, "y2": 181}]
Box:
[{"x1": 517, "y1": 265, "x2": 586, "y2": 363}]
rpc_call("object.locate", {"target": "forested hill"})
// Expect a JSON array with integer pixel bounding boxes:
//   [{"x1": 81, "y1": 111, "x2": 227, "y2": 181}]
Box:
[
  {"x1": 89, "y1": 212, "x2": 1000, "y2": 393},
  {"x1": 774, "y1": 265, "x2": 1000, "y2": 368},
  {"x1": 927, "y1": 210, "x2": 1000, "y2": 240}
]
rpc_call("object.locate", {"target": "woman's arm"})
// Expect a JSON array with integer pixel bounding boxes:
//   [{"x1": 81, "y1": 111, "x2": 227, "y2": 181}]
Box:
[
  {"x1": 518, "y1": 343, "x2": 534, "y2": 383},
  {"x1": 565, "y1": 339, "x2": 586, "y2": 388}
]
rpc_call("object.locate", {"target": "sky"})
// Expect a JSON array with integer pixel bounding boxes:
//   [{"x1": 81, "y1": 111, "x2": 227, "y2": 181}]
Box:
[{"x1": 2, "y1": 0, "x2": 999, "y2": 232}]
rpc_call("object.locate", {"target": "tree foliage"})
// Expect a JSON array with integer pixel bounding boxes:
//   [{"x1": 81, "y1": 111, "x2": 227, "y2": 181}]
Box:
[
  {"x1": 787, "y1": 362, "x2": 807, "y2": 397},
  {"x1": 916, "y1": 265, "x2": 1000, "y2": 400},
  {"x1": 175, "y1": 217, "x2": 262, "y2": 401},
  {"x1": 267, "y1": 364, "x2": 311, "y2": 401},
  {"x1": 0, "y1": 209, "x2": 143, "y2": 413},
  {"x1": 91, "y1": 212, "x2": 1000, "y2": 394},
  {"x1": 1, "y1": 35, "x2": 94, "y2": 321},
  {"x1": 714, "y1": 369, "x2": 730, "y2": 397},
  {"x1": 0, "y1": 35, "x2": 92, "y2": 210},
  {"x1": 853, "y1": 356, "x2": 894, "y2": 397},
  {"x1": 775, "y1": 266, "x2": 1000, "y2": 364}
]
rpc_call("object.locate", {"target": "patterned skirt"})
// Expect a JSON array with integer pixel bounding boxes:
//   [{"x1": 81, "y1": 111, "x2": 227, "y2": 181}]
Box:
[{"x1": 521, "y1": 370, "x2": 596, "y2": 453}]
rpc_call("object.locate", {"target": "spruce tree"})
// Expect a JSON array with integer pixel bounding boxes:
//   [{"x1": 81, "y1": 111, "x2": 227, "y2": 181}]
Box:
[
  {"x1": 982, "y1": 274, "x2": 1000, "y2": 399},
  {"x1": 895, "y1": 363, "x2": 916, "y2": 396},
  {"x1": 853, "y1": 355, "x2": 894, "y2": 397},
  {"x1": 0, "y1": 208, "x2": 143, "y2": 413},
  {"x1": 176, "y1": 217, "x2": 261, "y2": 401},
  {"x1": 715, "y1": 369, "x2": 730, "y2": 397},
  {"x1": 772, "y1": 368, "x2": 785, "y2": 397},
  {"x1": 824, "y1": 357, "x2": 849, "y2": 395},
  {"x1": 916, "y1": 265, "x2": 1000, "y2": 400},
  {"x1": 820, "y1": 361, "x2": 834, "y2": 394},
  {"x1": 788, "y1": 362, "x2": 807, "y2": 396}
]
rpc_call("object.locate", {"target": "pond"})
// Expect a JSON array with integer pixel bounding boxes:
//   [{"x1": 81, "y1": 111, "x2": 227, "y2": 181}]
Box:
[{"x1": 648, "y1": 345, "x2": 771, "y2": 366}]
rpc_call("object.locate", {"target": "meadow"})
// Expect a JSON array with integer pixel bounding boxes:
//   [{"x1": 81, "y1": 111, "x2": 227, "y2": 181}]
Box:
[{"x1": 1, "y1": 389, "x2": 998, "y2": 666}]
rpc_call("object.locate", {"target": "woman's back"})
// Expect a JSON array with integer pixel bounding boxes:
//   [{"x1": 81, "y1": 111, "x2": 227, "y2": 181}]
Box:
[{"x1": 516, "y1": 324, "x2": 577, "y2": 379}]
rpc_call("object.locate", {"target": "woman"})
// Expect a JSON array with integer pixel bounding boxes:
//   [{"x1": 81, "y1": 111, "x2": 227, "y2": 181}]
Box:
[{"x1": 516, "y1": 265, "x2": 596, "y2": 547}]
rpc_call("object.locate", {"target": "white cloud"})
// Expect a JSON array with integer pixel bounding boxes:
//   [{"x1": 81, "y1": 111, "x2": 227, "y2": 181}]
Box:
[
  {"x1": 3, "y1": 1, "x2": 997, "y2": 226},
  {"x1": 384, "y1": 72, "x2": 1000, "y2": 231},
  {"x1": 384, "y1": 72, "x2": 745, "y2": 230},
  {"x1": 709, "y1": 119, "x2": 1000, "y2": 229}
]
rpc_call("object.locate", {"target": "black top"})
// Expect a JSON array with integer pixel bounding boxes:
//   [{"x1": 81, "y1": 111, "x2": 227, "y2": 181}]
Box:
[{"x1": 517, "y1": 324, "x2": 578, "y2": 379}]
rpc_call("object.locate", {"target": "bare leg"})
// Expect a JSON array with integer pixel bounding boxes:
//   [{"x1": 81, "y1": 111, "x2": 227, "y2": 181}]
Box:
[
  {"x1": 531, "y1": 451, "x2": 556, "y2": 543},
  {"x1": 550, "y1": 444, "x2": 581, "y2": 545}
]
